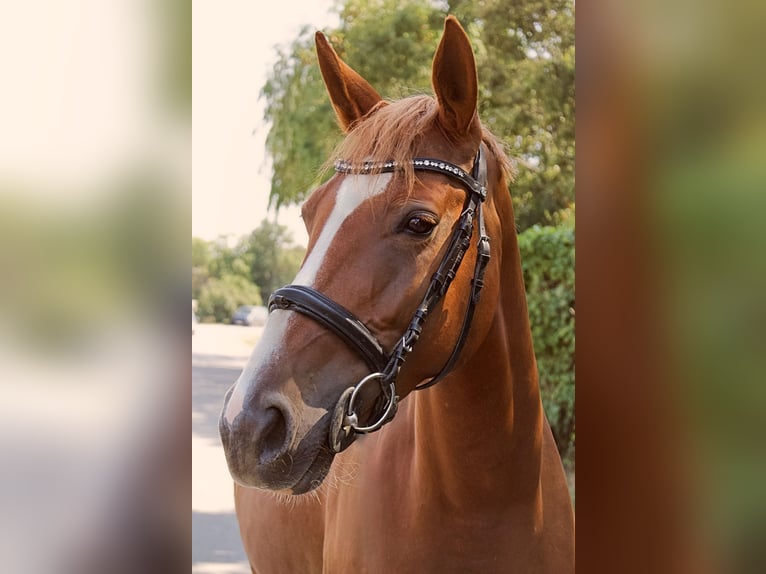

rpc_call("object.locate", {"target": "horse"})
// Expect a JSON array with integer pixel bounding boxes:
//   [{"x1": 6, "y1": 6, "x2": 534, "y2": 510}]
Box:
[{"x1": 219, "y1": 16, "x2": 574, "y2": 573}]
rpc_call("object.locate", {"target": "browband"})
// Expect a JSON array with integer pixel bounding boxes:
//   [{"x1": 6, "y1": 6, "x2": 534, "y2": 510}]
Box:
[{"x1": 333, "y1": 157, "x2": 487, "y2": 201}]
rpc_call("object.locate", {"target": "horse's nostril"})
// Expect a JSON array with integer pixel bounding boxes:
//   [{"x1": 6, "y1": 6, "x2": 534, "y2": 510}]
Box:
[{"x1": 259, "y1": 406, "x2": 289, "y2": 464}]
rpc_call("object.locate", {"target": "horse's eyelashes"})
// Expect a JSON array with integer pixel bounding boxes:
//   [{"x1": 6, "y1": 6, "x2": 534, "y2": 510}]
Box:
[{"x1": 403, "y1": 213, "x2": 438, "y2": 236}]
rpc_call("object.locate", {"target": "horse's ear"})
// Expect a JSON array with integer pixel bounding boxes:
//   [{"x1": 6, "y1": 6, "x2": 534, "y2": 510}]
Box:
[
  {"x1": 315, "y1": 32, "x2": 383, "y2": 132},
  {"x1": 432, "y1": 16, "x2": 478, "y2": 138}
]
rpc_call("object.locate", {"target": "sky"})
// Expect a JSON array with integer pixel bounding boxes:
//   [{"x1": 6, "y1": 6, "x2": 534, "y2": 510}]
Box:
[
  {"x1": 0, "y1": 1, "x2": 165, "y2": 197},
  {"x1": 0, "y1": 1, "x2": 334, "y2": 247},
  {"x1": 193, "y1": 1, "x2": 340, "y2": 247}
]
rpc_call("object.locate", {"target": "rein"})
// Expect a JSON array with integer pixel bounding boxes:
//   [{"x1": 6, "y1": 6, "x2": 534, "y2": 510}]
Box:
[{"x1": 268, "y1": 145, "x2": 490, "y2": 453}]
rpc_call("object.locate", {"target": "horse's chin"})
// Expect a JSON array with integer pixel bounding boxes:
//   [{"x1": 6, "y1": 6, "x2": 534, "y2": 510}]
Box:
[
  {"x1": 228, "y1": 433, "x2": 336, "y2": 495},
  {"x1": 289, "y1": 445, "x2": 335, "y2": 495}
]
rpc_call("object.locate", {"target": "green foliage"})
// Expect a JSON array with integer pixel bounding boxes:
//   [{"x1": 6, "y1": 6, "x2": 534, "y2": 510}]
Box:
[
  {"x1": 279, "y1": 245, "x2": 309, "y2": 287},
  {"x1": 197, "y1": 274, "x2": 263, "y2": 324},
  {"x1": 452, "y1": 0, "x2": 575, "y2": 228},
  {"x1": 262, "y1": 33, "x2": 338, "y2": 209},
  {"x1": 244, "y1": 220, "x2": 306, "y2": 303},
  {"x1": 206, "y1": 237, "x2": 253, "y2": 282},
  {"x1": 191, "y1": 222, "x2": 306, "y2": 317},
  {"x1": 192, "y1": 235, "x2": 253, "y2": 301},
  {"x1": 192, "y1": 237, "x2": 210, "y2": 268},
  {"x1": 262, "y1": 0, "x2": 574, "y2": 229},
  {"x1": 192, "y1": 266, "x2": 207, "y2": 301},
  {"x1": 336, "y1": 0, "x2": 444, "y2": 97},
  {"x1": 518, "y1": 223, "x2": 575, "y2": 467}
]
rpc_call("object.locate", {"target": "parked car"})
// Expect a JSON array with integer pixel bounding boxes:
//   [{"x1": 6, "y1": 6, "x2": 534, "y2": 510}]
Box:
[{"x1": 231, "y1": 305, "x2": 268, "y2": 326}]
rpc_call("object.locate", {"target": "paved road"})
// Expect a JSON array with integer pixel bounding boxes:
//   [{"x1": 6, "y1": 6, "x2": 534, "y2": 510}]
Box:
[{"x1": 192, "y1": 323, "x2": 262, "y2": 574}]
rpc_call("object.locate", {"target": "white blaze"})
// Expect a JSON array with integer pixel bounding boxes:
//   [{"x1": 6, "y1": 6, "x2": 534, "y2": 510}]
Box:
[
  {"x1": 222, "y1": 311, "x2": 290, "y2": 425},
  {"x1": 223, "y1": 173, "x2": 391, "y2": 424},
  {"x1": 294, "y1": 173, "x2": 392, "y2": 286}
]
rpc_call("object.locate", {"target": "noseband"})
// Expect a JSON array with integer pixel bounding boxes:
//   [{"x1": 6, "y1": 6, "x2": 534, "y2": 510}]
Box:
[{"x1": 268, "y1": 145, "x2": 490, "y2": 453}]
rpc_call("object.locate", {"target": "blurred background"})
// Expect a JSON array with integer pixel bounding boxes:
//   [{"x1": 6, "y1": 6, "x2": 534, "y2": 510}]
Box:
[
  {"x1": 577, "y1": 0, "x2": 766, "y2": 572},
  {"x1": 0, "y1": 1, "x2": 189, "y2": 572}
]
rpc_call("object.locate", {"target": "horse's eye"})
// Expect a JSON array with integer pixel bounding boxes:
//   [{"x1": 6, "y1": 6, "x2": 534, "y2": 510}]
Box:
[{"x1": 405, "y1": 214, "x2": 438, "y2": 236}]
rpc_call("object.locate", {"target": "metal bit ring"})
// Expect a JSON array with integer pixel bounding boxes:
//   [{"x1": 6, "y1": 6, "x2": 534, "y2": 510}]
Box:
[{"x1": 344, "y1": 372, "x2": 398, "y2": 434}]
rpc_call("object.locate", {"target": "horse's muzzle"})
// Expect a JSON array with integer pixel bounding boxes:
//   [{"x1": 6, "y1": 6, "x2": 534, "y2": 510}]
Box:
[{"x1": 219, "y1": 388, "x2": 297, "y2": 490}]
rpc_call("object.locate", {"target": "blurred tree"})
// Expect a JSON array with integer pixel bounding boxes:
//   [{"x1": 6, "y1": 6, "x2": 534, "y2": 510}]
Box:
[
  {"x1": 206, "y1": 236, "x2": 253, "y2": 281},
  {"x1": 192, "y1": 237, "x2": 212, "y2": 300},
  {"x1": 197, "y1": 274, "x2": 263, "y2": 323},
  {"x1": 192, "y1": 235, "x2": 252, "y2": 301},
  {"x1": 191, "y1": 223, "x2": 306, "y2": 309},
  {"x1": 192, "y1": 237, "x2": 210, "y2": 269},
  {"x1": 262, "y1": 32, "x2": 337, "y2": 210},
  {"x1": 518, "y1": 219, "x2": 575, "y2": 467},
  {"x1": 243, "y1": 220, "x2": 306, "y2": 303},
  {"x1": 450, "y1": 0, "x2": 575, "y2": 228},
  {"x1": 192, "y1": 267, "x2": 207, "y2": 301},
  {"x1": 261, "y1": 0, "x2": 574, "y2": 229}
]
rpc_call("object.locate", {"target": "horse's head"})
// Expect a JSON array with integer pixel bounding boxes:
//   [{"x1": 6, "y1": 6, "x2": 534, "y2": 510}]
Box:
[{"x1": 220, "y1": 16, "x2": 511, "y2": 494}]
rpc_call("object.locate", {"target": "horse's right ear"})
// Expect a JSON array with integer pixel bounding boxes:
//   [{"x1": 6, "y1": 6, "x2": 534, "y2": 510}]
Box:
[
  {"x1": 432, "y1": 16, "x2": 478, "y2": 139},
  {"x1": 315, "y1": 32, "x2": 383, "y2": 132}
]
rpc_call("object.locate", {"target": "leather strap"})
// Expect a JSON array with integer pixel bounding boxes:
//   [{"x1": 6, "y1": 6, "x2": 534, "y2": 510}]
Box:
[
  {"x1": 334, "y1": 157, "x2": 488, "y2": 202},
  {"x1": 414, "y1": 149, "x2": 490, "y2": 390},
  {"x1": 268, "y1": 285, "x2": 387, "y2": 372}
]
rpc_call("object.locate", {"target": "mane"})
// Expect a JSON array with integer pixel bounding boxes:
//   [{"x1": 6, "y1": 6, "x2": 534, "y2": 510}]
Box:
[{"x1": 326, "y1": 94, "x2": 514, "y2": 192}]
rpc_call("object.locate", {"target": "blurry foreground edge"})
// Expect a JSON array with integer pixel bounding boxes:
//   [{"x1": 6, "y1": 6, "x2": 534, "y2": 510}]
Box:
[
  {"x1": 0, "y1": 1, "x2": 190, "y2": 573},
  {"x1": 577, "y1": 0, "x2": 766, "y2": 573}
]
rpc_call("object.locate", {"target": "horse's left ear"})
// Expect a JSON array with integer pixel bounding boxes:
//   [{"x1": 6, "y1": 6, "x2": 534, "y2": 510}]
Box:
[
  {"x1": 315, "y1": 32, "x2": 383, "y2": 132},
  {"x1": 432, "y1": 16, "x2": 478, "y2": 138}
]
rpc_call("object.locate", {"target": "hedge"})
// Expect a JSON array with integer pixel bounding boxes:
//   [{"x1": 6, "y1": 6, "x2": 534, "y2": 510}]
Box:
[
  {"x1": 518, "y1": 224, "x2": 575, "y2": 468},
  {"x1": 197, "y1": 274, "x2": 263, "y2": 324}
]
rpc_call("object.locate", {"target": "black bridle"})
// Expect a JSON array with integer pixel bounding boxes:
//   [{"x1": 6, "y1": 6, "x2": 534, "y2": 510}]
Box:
[{"x1": 268, "y1": 145, "x2": 490, "y2": 453}]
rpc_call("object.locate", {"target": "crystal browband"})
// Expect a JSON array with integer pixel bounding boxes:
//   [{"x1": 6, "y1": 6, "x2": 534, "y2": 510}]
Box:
[
  {"x1": 333, "y1": 157, "x2": 486, "y2": 200},
  {"x1": 334, "y1": 158, "x2": 470, "y2": 179}
]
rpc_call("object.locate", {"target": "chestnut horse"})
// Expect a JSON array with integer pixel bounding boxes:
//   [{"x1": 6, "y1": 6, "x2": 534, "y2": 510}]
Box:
[{"x1": 220, "y1": 16, "x2": 574, "y2": 573}]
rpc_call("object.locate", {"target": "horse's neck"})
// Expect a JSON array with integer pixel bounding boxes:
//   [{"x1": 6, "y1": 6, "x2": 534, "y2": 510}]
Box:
[{"x1": 411, "y1": 231, "x2": 544, "y2": 507}]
